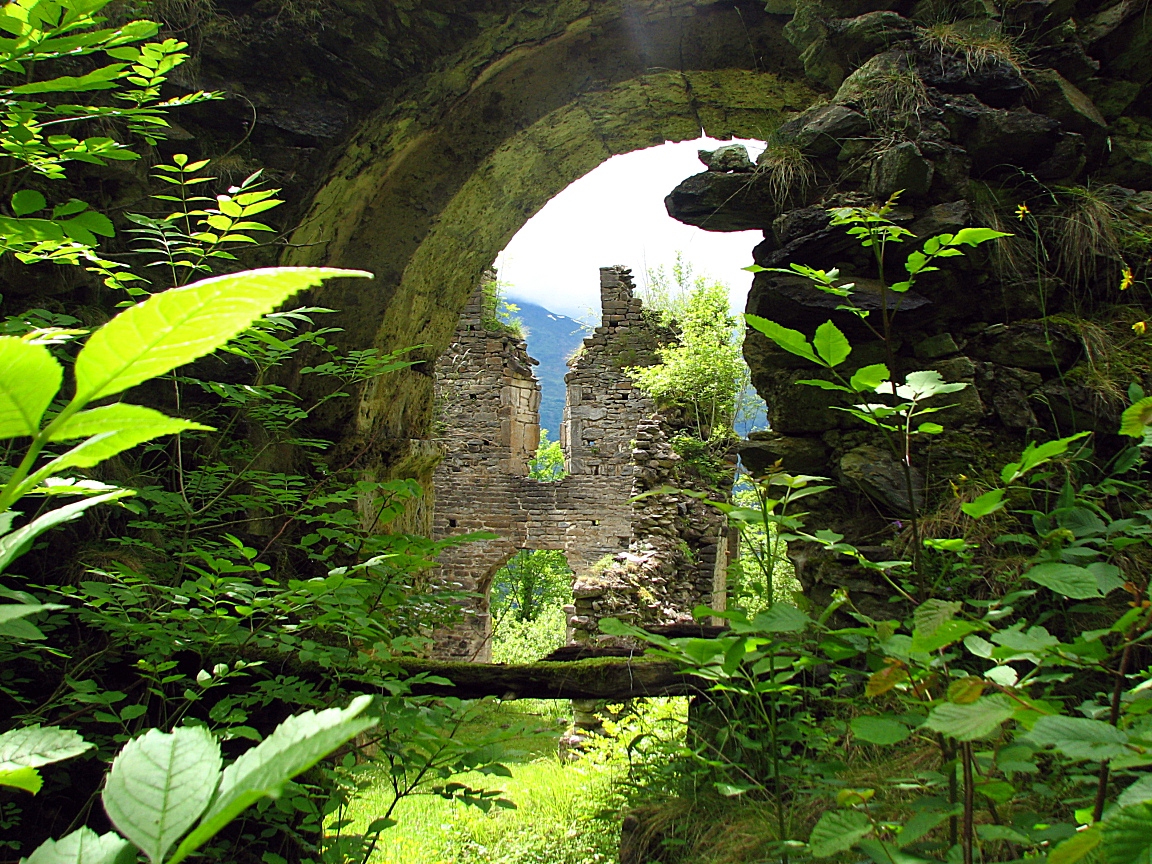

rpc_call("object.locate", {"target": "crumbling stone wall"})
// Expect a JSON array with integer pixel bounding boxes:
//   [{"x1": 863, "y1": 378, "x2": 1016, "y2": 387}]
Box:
[
  {"x1": 664, "y1": 1, "x2": 1152, "y2": 617},
  {"x1": 432, "y1": 267, "x2": 730, "y2": 660}
]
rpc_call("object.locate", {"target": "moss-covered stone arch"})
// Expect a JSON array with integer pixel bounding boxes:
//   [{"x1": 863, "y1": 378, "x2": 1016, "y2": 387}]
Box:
[{"x1": 280, "y1": 1, "x2": 817, "y2": 474}]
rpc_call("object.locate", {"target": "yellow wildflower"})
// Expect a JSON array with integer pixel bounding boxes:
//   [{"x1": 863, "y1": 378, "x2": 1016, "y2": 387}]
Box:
[
  {"x1": 1015, "y1": 203, "x2": 1030, "y2": 220},
  {"x1": 1120, "y1": 266, "x2": 1135, "y2": 291},
  {"x1": 1135, "y1": 320, "x2": 1147, "y2": 335}
]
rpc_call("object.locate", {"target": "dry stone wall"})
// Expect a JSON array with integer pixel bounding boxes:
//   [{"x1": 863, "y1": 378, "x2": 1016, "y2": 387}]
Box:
[{"x1": 431, "y1": 267, "x2": 731, "y2": 661}]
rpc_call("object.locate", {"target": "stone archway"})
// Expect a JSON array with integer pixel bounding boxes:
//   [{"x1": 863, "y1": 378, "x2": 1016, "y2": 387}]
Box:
[{"x1": 278, "y1": 2, "x2": 817, "y2": 485}]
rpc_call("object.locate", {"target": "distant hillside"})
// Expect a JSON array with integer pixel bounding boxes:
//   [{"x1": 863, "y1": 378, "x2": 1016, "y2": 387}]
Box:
[{"x1": 508, "y1": 299, "x2": 587, "y2": 438}]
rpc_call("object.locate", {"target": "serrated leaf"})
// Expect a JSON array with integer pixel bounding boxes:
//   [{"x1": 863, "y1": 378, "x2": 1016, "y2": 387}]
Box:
[
  {"x1": 0, "y1": 491, "x2": 132, "y2": 575},
  {"x1": 0, "y1": 765, "x2": 41, "y2": 793},
  {"x1": 43, "y1": 404, "x2": 213, "y2": 470},
  {"x1": 850, "y1": 716, "x2": 910, "y2": 745},
  {"x1": 922, "y1": 695, "x2": 1015, "y2": 741},
  {"x1": 947, "y1": 677, "x2": 985, "y2": 705},
  {"x1": 857, "y1": 838, "x2": 933, "y2": 864},
  {"x1": 1119, "y1": 775, "x2": 1152, "y2": 809},
  {"x1": 866, "y1": 663, "x2": 908, "y2": 697},
  {"x1": 1029, "y1": 716, "x2": 1129, "y2": 761},
  {"x1": 809, "y1": 809, "x2": 872, "y2": 857},
  {"x1": 102, "y1": 726, "x2": 221, "y2": 864},
  {"x1": 744, "y1": 315, "x2": 818, "y2": 364},
  {"x1": 0, "y1": 725, "x2": 91, "y2": 771},
  {"x1": 24, "y1": 827, "x2": 133, "y2": 864},
  {"x1": 1120, "y1": 397, "x2": 1152, "y2": 437},
  {"x1": 961, "y1": 488, "x2": 1005, "y2": 518},
  {"x1": 897, "y1": 808, "x2": 958, "y2": 847},
  {"x1": 0, "y1": 337, "x2": 62, "y2": 438},
  {"x1": 910, "y1": 619, "x2": 981, "y2": 653},
  {"x1": 12, "y1": 189, "x2": 45, "y2": 216},
  {"x1": 913, "y1": 599, "x2": 962, "y2": 638},
  {"x1": 1025, "y1": 562, "x2": 1102, "y2": 599},
  {"x1": 167, "y1": 695, "x2": 377, "y2": 864},
  {"x1": 1101, "y1": 803, "x2": 1152, "y2": 864},
  {"x1": 850, "y1": 363, "x2": 889, "y2": 392},
  {"x1": 813, "y1": 320, "x2": 851, "y2": 367},
  {"x1": 1049, "y1": 825, "x2": 1101, "y2": 864},
  {"x1": 751, "y1": 603, "x2": 809, "y2": 633},
  {"x1": 74, "y1": 268, "x2": 371, "y2": 402},
  {"x1": 949, "y1": 227, "x2": 1013, "y2": 246}
]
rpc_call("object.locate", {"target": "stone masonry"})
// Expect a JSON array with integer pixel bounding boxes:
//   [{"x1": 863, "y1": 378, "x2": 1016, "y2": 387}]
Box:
[{"x1": 431, "y1": 267, "x2": 730, "y2": 661}]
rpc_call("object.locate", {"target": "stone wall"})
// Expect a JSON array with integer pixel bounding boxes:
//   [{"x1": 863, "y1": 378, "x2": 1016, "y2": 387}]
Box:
[
  {"x1": 663, "y1": 1, "x2": 1152, "y2": 617},
  {"x1": 431, "y1": 266, "x2": 731, "y2": 660}
]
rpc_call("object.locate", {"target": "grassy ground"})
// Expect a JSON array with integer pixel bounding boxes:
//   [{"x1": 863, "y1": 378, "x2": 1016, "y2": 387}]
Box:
[{"x1": 342, "y1": 700, "x2": 623, "y2": 864}]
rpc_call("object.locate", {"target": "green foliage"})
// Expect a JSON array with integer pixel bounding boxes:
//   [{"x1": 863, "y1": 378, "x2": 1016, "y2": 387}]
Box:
[
  {"x1": 28, "y1": 696, "x2": 376, "y2": 864},
  {"x1": 528, "y1": 428, "x2": 566, "y2": 482},
  {"x1": 491, "y1": 549, "x2": 571, "y2": 626},
  {"x1": 629, "y1": 272, "x2": 746, "y2": 440},
  {"x1": 0, "y1": 0, "x2": 216, "y2": 274}
]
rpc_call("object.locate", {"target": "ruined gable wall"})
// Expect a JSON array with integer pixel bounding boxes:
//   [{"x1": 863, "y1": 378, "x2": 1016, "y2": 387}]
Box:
[{"x1": 431, "y1": 266, "x2": 731, "y2": 660}]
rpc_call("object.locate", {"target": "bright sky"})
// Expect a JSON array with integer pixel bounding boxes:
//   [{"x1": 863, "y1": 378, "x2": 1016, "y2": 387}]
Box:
[{"x1": 496, "y1": 137, "x2": 766, "y2": 321}]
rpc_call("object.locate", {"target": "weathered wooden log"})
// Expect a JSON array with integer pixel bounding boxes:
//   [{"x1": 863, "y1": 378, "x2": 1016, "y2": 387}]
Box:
[{"x1": 398, "y1": 657, "x2": 706, "y2": 700}]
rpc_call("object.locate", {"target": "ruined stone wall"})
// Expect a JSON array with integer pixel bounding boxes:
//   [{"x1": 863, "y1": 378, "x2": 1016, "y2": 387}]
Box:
[
  {"x1": 663, "y1": 1, "x2": 1152, "y2": 617},
  {"x1": 431, "y1": 266, "x2": 731, "y2": 660}
]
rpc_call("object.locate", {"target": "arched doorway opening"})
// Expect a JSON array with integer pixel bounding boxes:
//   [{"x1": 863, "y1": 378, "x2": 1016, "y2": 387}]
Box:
[{"x1": 279, "y1": 3, "x2": 816, "y2": 474}]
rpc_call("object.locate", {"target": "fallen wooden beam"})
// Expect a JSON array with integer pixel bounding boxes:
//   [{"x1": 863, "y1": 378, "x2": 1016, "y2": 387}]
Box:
[{"x1": 397, "y1": 657, "x2": 706, "y2": 700}]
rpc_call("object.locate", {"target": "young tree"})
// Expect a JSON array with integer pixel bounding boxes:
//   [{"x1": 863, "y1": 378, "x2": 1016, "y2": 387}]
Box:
[{"x1": 629, "y1": 269, "x2": 747, "y2": 441}]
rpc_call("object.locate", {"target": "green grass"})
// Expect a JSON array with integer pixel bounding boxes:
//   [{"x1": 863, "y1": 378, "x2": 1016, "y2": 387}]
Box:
[{"x1": 341, "y1": 701, "x2": 622, "y2": 864}]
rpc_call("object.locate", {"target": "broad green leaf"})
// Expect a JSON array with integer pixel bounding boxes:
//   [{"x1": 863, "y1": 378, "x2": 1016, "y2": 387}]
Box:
[
  {"x1": 1029, "y1": 716, "x2": 1129, "y2": 761},
  {"x1": 977, "y1": 824, "x2": 1033, "y2": 844},
  {"x1": 948, "y1": 227, "x2": 1013, "y2": 246},
  {"x1": 1101, "y1": 803, "x2": 1152, "y2": 864},
  {"x1": 45, "y1": 404, "x2": 213, "y2": 468},
  {"x1": 24, "y1": 827, "x2": 134, "y2": 864},
  {"x1": 73, "y1": 268, "x2": 371, "y2": 402},
  {"x1": 744, "y1": 315, "x2": 818, "y2": 364},
  {"x1": 168, "y1": 695, "x2": 377, "y2": 864},
  {"x1": 0, "y1": 337, "x2": 62, "y2": 437},
  {"x1": 913, "y1": 599, "x2": 962, "y2": 638},
  {"x1": 897, "y1": 808, "x2": 959, "y2": 847},
  {"x1": 1120, "y1": 397, "x2": 1152, "y2": 437},
  {"x1": 961, "y1": 488, "x2": 1005, "y2": 518},
  {"x1": 1001, "y1": 433, "x2": 1091, "y2": 484},
  {"x1": 0, "y1": 490, "x2": 132, "y2": 574},
  {"x1": 751, "y1": 603, "x2": 809, "y2": 633},
  {"x1": 857, "y1": 838, "x2": 933, "y2": 864},
  {"x1": 0, "y1": 725, "x2": 91, "y2": 771},
  {"x1": 813, "y1": 320, "x2": 851, "y2": 367},
  {"x1": 947, "y1": 677, "x2": 985, "y2": 705},
  {"x1": 901, "y1": 370, "x2": 967, "y2": 399},
  {"x1": 809, "y1": 809, "x2": 872, "y2": 857},
  {"x1": 5, "y1": 64, "x2": 127, "y2": 93},
  {"x1": 797, "y1": 378, "x2": 850, "y2": 391},
  {"x1": 1025, "y1": 562, "x2": 1101, "y2": 599},
  {"x1": 0, "y1": 602, "x2": 65, "y2": 638},
  {"x1": 0, "y1": 765, "x2": 41, "y2": 793},
  {"x1": 850, "y1": 716, "x2": 910, "y2": 745},
  {"x1": 1049, "y1": 825, "x2": 1101, "y2": 864},
  {"x1": 850, "y1": 363, "x2": 889, "y2": 392},
  {"x1": 12, "y1": 189, "x2": 45, "y2": 216},
  {"x1": 102, "y1": 726, "x2": 222, "y2": 864},
  {"x1": 1120, "y1": 776, "x2": 1152, "y2": 809},
  {"x1": 910, "y1": 619, "x2": 981, "y2": 653},
  {"x1": 922, "y1": 694, "x2": 1015, "y2": 741}
]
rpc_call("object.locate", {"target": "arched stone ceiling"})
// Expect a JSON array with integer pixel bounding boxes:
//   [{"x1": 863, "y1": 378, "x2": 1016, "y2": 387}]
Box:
[{"x1": 281, "y1": 0, "x2": 816, "y2": 452}]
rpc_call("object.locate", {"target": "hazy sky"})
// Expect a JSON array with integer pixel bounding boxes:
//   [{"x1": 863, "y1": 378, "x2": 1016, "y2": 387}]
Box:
[{"x1": 497, "y1": 137, "x2": 766, "y2": 321}]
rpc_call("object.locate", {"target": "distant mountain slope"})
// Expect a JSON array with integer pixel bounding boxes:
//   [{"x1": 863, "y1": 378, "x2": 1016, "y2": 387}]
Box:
[{"x1": 509, "y1": 299, "x2": 588, "y2": 438}]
